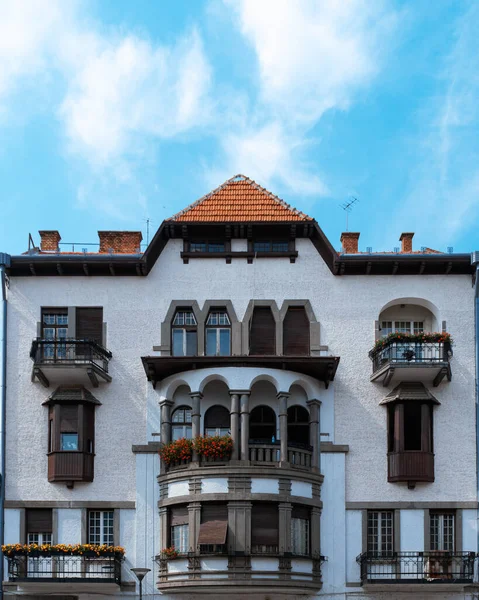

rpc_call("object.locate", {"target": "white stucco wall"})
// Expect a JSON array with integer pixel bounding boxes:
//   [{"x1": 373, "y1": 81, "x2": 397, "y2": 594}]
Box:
[{"x1": 57, "y1": 508, "x2": 82, "y2": 544}]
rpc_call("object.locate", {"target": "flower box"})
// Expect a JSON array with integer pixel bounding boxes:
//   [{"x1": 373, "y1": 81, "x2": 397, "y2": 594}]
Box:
[{"x1": 2, "y1": 543, "x2": 125, "y2": 559}]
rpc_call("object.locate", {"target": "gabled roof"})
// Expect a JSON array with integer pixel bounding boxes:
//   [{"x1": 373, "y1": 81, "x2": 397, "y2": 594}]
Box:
[
  {"x1": 167, "y1": 174, "x2": 313, "y2": 222},
  {"x1": 379, "y1": 382, "x2": 440, "y2": 405},
  {"x1": 42, "y1": 385, "x2": 102, "y2": 406}
]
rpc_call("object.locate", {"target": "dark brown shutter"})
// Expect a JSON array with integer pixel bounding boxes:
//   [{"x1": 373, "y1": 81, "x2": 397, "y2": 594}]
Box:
[
  {"x1": 60, "y1": 405, "x2": 78, "y2": 432},
  {"x1": 201, "y1": 504, "x2": 228, "y2": 523},
  {"x1": 283, "y1": 307, "x2": 310, "y2": 355},
  {"x1": 251, "y1": 505, "x2": 278, "y2": 546},
  {"x1": 76, "y1": 308, "x2": 103, "y2": 344},
  {"x1": 170, "y1": 505, "x2": 189, "y2": 526},
  {"x1": 250, "y1": 307, "x2": 275, "y2": 355},
  {"x1": 26, "y1": 509, "x2": 52, "y2": 533},
  {"x1": 204, "y1": 406, "x2": 230, "y2": 429},
  {"x1": 292, "y1": 505, "x2": 310, "y2": 520}
]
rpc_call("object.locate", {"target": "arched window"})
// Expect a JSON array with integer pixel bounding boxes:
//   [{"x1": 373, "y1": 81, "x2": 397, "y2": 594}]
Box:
[
  {"x1": 250, "y1": 406, "x2": 276, "y2": 442},
  {"x1": 171, "y1": 406, "x2": 192, "y2": 440},
  {"x1": 287, "y1": 406, "x2": 309, "y2": 446},
  {"x1": 204, "y1": 405, "x2": 230, "y2": 436},
  {"x1": 205, "y1": 310, "x2": 231, "y2": 356},
  {"x1": 283, "y1": 307, "x2": 310, "y2": 355},
  {"x1": 250, "y1": 307, "x2": 275, "y2": 355},
  {"x1": 172, "y1": 310, "x2": 197, "y2": 356}
]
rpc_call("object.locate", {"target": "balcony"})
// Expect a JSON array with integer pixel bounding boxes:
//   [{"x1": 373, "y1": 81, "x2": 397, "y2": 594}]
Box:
[
  {"x1": 30, "y1": 339, "x2": 112, "y2": 388},
  {"x1": 47, "y1": 451, "x2": 94, "y2": 485},
  {"x1": 156, "y1": 552, "x2": 323, "y2": 594},
  {"x1": 357, "y1": 551, "x2": 477, "y2": 585},
  {"x1": 369, "y1": 340, "x2": 452, "y2": 387},
  {"x1": 388, "y1": 450, "x2": 434, "y2": 484},
  {"x1": 5, "y1": 551, "x2": 122, "y2": 595}
]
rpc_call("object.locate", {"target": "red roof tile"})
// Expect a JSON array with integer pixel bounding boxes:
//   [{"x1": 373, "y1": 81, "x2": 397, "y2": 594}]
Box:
[{"x1": 168, "y1": 174, "x2": 313, "y2": 222}]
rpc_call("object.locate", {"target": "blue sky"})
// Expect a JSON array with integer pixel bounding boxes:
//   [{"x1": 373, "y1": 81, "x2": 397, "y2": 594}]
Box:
[{"x1": 1, "y1": 0, "x2": 478, "y2": 255}]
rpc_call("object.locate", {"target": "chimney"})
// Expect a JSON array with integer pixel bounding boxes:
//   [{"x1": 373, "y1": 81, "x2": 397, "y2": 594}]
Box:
[
  {"x1": 98, "y1": 231, "x2": 143, "y2": 254},
  {"x1": 400, "y1": 232, "x2": 414, "y2": 253},
  {"x1": 340, "y1": 232, "x2": 360, "y2": 254},
  {"x1": 39, "y1": 230, "x2": 61, "y2": 252}
]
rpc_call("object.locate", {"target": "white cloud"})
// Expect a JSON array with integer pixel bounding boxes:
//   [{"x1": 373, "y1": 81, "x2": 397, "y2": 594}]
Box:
[{"x1": 211, "y1": 0, "x2": 398, "y2": 196}]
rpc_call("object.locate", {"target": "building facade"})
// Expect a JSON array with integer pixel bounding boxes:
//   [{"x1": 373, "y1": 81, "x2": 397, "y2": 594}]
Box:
[{"x1": 0, "y1": 174, "x2": 478, "y2": 600}]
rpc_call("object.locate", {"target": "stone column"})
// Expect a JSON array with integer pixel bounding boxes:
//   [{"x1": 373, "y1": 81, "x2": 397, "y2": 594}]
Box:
[
  {"x1": 160, "y1": 400, "x2": 174, "y2": 444},
  {"x1": 279, "y1": 502, "x2": 292, "y2": 554},
  {"x1": 229, "y1": 392, "x2": 240, "y2": 461},
  {"x1": 159, "y1": 507, "x2": 169, "y2": 551},
  {"x1": 240, "y1": 392, "x2": 250, "y2": 461},
  {"x1": 310, "y1": 507, "x2": 321, "y2": 557},
  {"x1": 188, "y1": 501, "x2": 202, "y2": 555},
  {"x1": 277, "y1": 392, "x2": 290, "y2": 464},
  {"x1": 190, "y1": 392, "x2": 203, "y2": 462},
  {"x1": 307, "y1": 399, "x2": 321, "y2": 471}
]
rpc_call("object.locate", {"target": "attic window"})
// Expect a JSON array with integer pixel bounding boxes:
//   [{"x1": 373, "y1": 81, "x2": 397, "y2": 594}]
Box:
[
  {"x1": 253, "y1": 241, "x2": 289, "y2": 253},
  {"x1": 190, "y1": 241, "x2": 225, "y2": 253}
]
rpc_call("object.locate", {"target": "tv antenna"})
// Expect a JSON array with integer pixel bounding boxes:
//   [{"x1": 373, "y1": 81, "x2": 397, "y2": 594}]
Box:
[
  {"x1": 339, "y1": 196, "x2": 359, "y2": 231},
  {"x1": 144, "y1": 218, "x2": 153, "y2": 246}
]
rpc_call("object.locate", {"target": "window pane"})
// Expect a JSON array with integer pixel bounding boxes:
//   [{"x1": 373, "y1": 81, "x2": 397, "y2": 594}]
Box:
[
  {"x1": 219, "y1": 329, "x2": 230, "y2": 356},
  {"x1": 272, "y1": 242, "x2": 289, "y2": 252},
  {"x1": 57, "y1": 315, "x2": 68, "y2": 325},
  {"x1": 395, "y1": 321, "x2": 410, "y2": 333},
  {"x1": 61, "y1": 433, "x2": 78, "y2": 451},
  {"x1": 172, "y1": 330, "x2": 184, "y2": 356},
  {"x1": 185, "y1": 331, "x2": 197, "y2": 355},
  {"x1": 413, "y1": 321, "x2": 424, "y2": 333},
  {"x1": 206, "y1": 329, "x2": 217, "y2": 356},
  {"x1": 253, "y1": 242, "x2": 271, "y2": 252},
  {"x1": 171, "y1": 524, "x2": 189, "y2": 553},
  {"x1": 208, "y1": 242, "x2": 225, "y2": 253},
  {"x1": 291, "y1": 518, "x2": 309, "y2": 555},
  {"x1": 190, "y1": 243, "x2": 206, "y2": 253},
  {"x1": 381, "y1": 322, "x2": 392, "y2": 336}
]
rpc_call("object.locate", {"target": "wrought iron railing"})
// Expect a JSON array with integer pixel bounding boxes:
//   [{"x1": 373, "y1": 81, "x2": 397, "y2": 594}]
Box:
[
  {"x1": 357, "y1": 551, "x2": 477, "y2": 584},
  {"x1": 369, "y1": 341, "x2": 451, "y2": 374},
  {"x1": 30, "y1": 338, "x2": 112, "y2": 373},
  {"x1": 6, "y1": 553, "x2": 122, "y2": 584}
]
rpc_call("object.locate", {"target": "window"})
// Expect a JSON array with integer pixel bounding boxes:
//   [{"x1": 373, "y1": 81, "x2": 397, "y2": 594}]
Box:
[
  {"x1": 250, "y1": 406, "x2": 276, "y2": 443},
  {"x1": 26, "y1": 509, "x2": 53, "y2": 545},
  {"x1": 387, "y1": 402, "x2": 433, "y2": 453},
  {"x1": 42, "y1": 309, "x2": 68, "y2": 359},
  {"x1": 198, "y1": 504, "x2": 228, "y2": 554},
  {"x1": 172, "y1": 310, "x2": 197, "y2": 356},
  {"x1": 283, "y1": 306, "x2": 310, "y2": 355},
  {"x1": 170, "y1": 505, "x2": 189, "y2": 553},
  {"x1": 206, "y1": 311, "x2": 231, "y2": 356},
  {"x1": 88, "y1": 510, "x2": 114, "y2": 545},
  {"x1": 61, "y1": 432, "x2": 78, "y2": 451},
  {"x1": 59, "y1": 405, "x2": 79, "y2": 451},
  {"x1": 172, "y1": 406, "x2": 192, "y2": 441},
  {"x1": 204, "y1": 405, "x2": 230, "y2": 437},
  {"x1": 367, "y1": 511, "x2": 393, "y2": 555},
  {"x1": 381, "y1": 321, "x2": 424, "y2": 336},
  {"x1": 287, "y1": 406, "x2": 309, "y2": 446},
  {"x1": 249, "y1": 306, "x2": 276, "y2": 355},
  {"x1": 291, "y1": 506, "x2": 310, "y2": 556},
  {"x1": 430, "y1": 512, "x2": 455, "y2": 551},
  {"x1": 253, "y1": 241, "x2": 289, "y2": 253},
  {"x1": 251, "y1": 504, "x2": 278, "y2": 554},
  {"x1": 190, "y1": 241, "x2": 225, "y2": 253}
]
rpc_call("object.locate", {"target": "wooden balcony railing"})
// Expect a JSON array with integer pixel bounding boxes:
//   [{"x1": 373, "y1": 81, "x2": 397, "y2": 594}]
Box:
[
  {"x1": 357, "y1": 551, "x2": 477, "y2": 584},
  {"x1": 47, "y1": 451, "x2": 94, "y2": 483},
  {"x1": 388, "y1": 451, "x2": 434, "y2": 483},
  {"x1": 6, "y1": 552, "x2": 122, "y2": 584}
]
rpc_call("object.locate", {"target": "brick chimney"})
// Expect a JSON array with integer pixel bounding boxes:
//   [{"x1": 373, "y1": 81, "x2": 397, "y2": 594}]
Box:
[
  {"x1": 340, "y1": 232, "x2": 360, "y2": 254},
  {"x1": 39, "y1": 230, "x2": 61, "y2": 252},
  {"x1": 98, "y1": 231, "x2": 143, "y2": 254},
  {"x1": 400, "y1": 232, "x2": 414, "y2": 253}
]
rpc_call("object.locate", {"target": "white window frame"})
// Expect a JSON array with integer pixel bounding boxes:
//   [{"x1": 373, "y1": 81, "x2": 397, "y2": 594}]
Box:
[
  {"x1": 171, "y1": 524, "x2": 189, "y2": 553},
  {"x1": 381, "y1": 321, "x2": 424, "y2": 336},
  {"x1": 430, "y1": 513, "x2": 455, "y2": 552},
  {"x1": 367, "y1": 511, "x2": 394, "y2": 554},
  {"x1": 206, "y1": 312, "x2": 231, "y2": 357},
  {"x1": 88, "y1": 510, "x2": 114, "y2": 546}
]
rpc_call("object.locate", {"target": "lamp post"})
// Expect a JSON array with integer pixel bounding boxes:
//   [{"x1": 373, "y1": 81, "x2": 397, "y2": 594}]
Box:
[{"x1": 131, "y1": 567, "x2": 151, "y2": 600}]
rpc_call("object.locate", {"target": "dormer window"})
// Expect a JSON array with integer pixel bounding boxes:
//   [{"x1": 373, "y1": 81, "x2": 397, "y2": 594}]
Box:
[
  {"x1": 172, "y1": 311, "x2": 197, "y2": 356},
  {"x1": 190, "y1": 241, "x2": 225, "y2": 253},
  {"x1": 206, "y1": 311, "x2": 231, "y2": 356}
]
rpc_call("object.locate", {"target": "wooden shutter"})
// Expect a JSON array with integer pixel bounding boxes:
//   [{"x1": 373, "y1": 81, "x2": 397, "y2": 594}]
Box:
[
  {"x1": 250, "y1": 307, "x2": 275, "y2": 355},
  {"x1": 251, "y1": 505, "x2": 278, "y2": 546},
  {"x1": 205, "y1": 406, "x2": 230, "y2": 429},
  {"x1": 170, "y1": 505, "x2": 189, "y2": 526},
  {"x1": 198, "y1": 503, "x2": 228, "y2": 544},
  {"x1": 76, "y1": 308, "x2": 103, "y2": 344},
  {"x1": 60, "y1": 405, "x2": 78, "y2": 432},
  {"x1": 292, "y1": 505, "x2": 310, "y2": 520},
  {"x1": 26, "y1": 509, "x2": 52, "y2": 533},
  {"x1": 201, "y1": 504, "x2": 228, "y2": 523},
  {"x1": 283, "y1": 307, "x2": 310, "y2": 355}
]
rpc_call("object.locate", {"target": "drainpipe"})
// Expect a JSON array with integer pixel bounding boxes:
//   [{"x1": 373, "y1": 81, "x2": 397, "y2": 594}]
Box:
[
  {"x1": 472, "y1": 252, "x2": 479, "y2": 561},
  {"x1": 0, "y1": 253, "x2": 10, "y2": 600}
]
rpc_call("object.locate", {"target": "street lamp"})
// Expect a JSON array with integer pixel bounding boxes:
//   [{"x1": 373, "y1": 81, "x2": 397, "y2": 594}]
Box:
[{"x1": 131, "y1": 567, "x2": 151, "y2": 600}]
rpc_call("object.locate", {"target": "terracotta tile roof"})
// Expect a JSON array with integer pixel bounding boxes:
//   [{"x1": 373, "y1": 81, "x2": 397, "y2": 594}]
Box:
[{"x1": 168, "y1": 174, "x2": 313, "y2": 222}]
